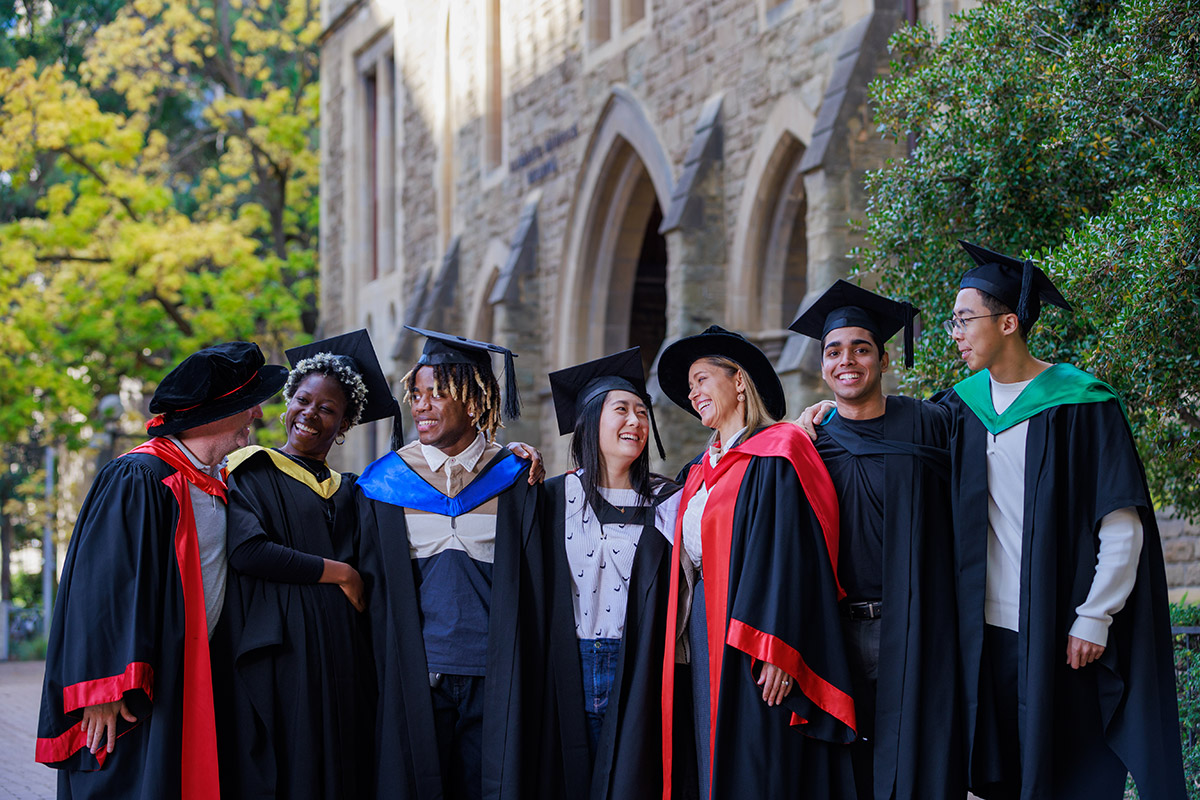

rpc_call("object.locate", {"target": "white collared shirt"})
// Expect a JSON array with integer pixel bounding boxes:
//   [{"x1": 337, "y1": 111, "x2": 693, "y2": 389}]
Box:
[{"x1": 421, "y1": 431, "x2": 488, "y2": 496}]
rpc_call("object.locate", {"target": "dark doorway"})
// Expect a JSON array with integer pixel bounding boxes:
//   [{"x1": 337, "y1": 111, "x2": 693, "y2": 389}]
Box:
[{"x1": 628, "y1": 205, "x2": 667, "y2": 376}]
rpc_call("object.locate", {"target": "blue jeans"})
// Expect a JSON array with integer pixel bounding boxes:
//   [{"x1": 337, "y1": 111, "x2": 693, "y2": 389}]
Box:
[{"x1": 578, "y1": 638, "x2": 621, "y2": 756}]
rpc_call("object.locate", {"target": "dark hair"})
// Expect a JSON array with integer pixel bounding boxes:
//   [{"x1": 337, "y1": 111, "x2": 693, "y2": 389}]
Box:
[
  {"x1": 401, "y1": 361, "x2": 503, "y2": 441},
  {"x1": 569, "y1": 389, "x2": 670, "y2": 514},
  {"x1": 283, "y1": 353, "x2": 368, "y2": 428},
  {"x1": 975, "y1": 290, "x2": 1030, "y2": 340}
]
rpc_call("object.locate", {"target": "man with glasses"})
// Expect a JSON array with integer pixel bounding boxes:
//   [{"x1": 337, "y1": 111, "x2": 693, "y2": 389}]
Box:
[{"x1": 938, "y1": 241, "x2": 1183, "y2": 800}]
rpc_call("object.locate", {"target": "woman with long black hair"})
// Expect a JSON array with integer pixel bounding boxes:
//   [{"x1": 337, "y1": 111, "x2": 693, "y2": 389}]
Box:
[{"x1": 542, "y1": 347, "x2": 681, "y2": 800}]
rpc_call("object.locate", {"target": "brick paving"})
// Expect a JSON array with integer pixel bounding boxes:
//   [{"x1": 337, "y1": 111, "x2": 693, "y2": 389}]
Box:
[{"x1": 0, "y1": 660, "x2": 54, "y2": 799}]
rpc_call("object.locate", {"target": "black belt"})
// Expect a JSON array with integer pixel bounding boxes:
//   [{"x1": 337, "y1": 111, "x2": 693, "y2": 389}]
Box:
[{"x1": 843, "y1": 601, "x2": 883, "y2": 620}]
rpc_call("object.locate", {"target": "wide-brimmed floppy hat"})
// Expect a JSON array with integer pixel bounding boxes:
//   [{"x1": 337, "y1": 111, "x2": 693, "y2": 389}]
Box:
[
  {"x1": 657, "y1": 325, "x2": 786, "y2": 420},
  {"x1": 145, "y1": 341, "x2": 288, "y2": 437}
]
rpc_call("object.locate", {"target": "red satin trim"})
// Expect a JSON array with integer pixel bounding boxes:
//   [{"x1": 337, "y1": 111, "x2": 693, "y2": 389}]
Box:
[
  {"x1": 145, "y1": 371, "x2": 260, "y2": 431},
  {"x1": 729, "y1": 424, "x2": 843, "y2": 600},
  {"x1": 661, "y1": 463, "x2": 706, "y2": 800},
  {"x1": 698, "y1": 455, "x2": 750, "y2": 779},
  {"x1": 128, "y1": 439, "x2": 227, "y2": 501},
  {"x1": 660, "y1": 424, "x2": 845, "y2": 800},
  {"x1": 61, "y1": 661, "x2": 154, "y2": 716},
  {"x1": 726, "y1": 619, "x2": 856, "y2": 731},
  {"x1": 36, "y1": 662, "x2": 153, "y2": 766},
  {"x1": 164, "y1": 472, "x2": 222, "y2": 799},
  {"x1": 35, "y1": 721, "x2": 109, "y2": 768}
]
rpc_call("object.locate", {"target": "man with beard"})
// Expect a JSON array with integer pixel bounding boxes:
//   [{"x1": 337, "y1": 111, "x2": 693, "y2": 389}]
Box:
[{"x1": 37, "y1": 342, "x2": 287, "y2": 799}]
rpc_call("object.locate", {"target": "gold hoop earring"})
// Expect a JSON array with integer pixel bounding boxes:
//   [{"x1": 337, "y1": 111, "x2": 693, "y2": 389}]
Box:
[{"x1": 335, "y1": 433, "x2": 346, "y2": 446}]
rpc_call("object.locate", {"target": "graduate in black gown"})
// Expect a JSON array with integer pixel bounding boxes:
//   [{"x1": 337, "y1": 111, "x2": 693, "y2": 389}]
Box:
[
  {"x1": 356, "y1": 327, "x2": 545, "y2": 800},
  {"x1": 656, "y1": 326, "x2": 857, "y2": 800},
  {"x1": 215, "y1": 329, "x2": 399, "y2": 799},
  {"x1": 790, "y1": 281, "x2": 964, "y2": 800},
  {"x1": 938, "y1": 241, "x2": 1184, "y2": 799},
  {"x1": 37, "y1": 342, "x2": 288, "y2": 800},
  {"x1": 541, "y1": 348, "x2": 681, "y2": 800}
]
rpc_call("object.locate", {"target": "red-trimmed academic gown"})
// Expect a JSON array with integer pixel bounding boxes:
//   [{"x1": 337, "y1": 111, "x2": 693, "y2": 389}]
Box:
[
  {"x1": 661, "y1": 423, "x2": 857, "y2": 800},
  {"x1": 36, "y1": 437, "x2": 223, "y2": 800}
]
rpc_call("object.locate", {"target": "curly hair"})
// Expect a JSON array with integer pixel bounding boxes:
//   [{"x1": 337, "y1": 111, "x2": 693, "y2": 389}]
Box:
[
  {"x1": 401, "y1": 361, "x2": 503, "y2": 441},
  {"x1": 283, "y1": 353, "x2": 369, "y2": 428}
]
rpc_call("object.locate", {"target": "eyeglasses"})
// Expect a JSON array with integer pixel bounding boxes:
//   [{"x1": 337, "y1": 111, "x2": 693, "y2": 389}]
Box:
[{"x1": 942, "y1": 313, "x2": 1007, "y2": 336}]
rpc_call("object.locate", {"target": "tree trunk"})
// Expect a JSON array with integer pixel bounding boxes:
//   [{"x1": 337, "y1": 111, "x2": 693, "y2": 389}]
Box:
[{"x1": 1, "y1": 513, "x2": 12, "y2": 603}]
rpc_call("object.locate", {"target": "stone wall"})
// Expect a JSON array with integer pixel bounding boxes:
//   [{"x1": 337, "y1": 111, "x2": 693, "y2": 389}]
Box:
[{"x1": 1160, "y1": 510, "x2": 1200, "y2": 601}]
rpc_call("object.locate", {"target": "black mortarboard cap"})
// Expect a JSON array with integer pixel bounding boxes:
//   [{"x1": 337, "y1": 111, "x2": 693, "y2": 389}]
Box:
[
  {"x1": 405, "y1": 325, "x2": 522, "y2": 420},
  {"x1": 146, "y1": 342, "x2": 287, "y2": 437},
  {"x1": 958, "y1": 240, "x2": 1071, "y2": 327},
  {"x1": 789, "y1": 279, "x2": 921, "y2": 368},
  {"x1": 286, "y1": 329, "x2": 401, "y2": 425},
  {"x1": 548, "y1": 347, "x2": 665, "y2": 460},
  {"x1": 658, "y1": 326, "x2": 787, "y2": 421}
]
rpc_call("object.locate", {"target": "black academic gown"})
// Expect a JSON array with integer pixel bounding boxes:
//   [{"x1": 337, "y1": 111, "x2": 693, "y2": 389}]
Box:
[
  {"x1": 356, "y1": 448, "x2": 545, "y2": 800},
  {"x1": 36, "y1": 439, "x2": 223, "y2": 800},
  {"x1": 939, "y1": 391, "x2": 1185, "y2": 800},
  {"x1": 214, "y1": 448, "x2": 375, "y2": 800},
  {"x1": 816, "y1": 396, "x2": 965, "y2": 800},
  {"x1": 662, "y1": 424, "x2": 857, "y2": 800},
  {"x1": 542, "y1": 474, "x2": 677, "y2": 800}
]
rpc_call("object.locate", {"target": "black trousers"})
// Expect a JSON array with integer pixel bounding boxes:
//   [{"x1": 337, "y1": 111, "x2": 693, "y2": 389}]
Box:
[
  {"x1": 841, "y1": 615, "x2": 881, "y2": 800},
  {"x1": 972, "y1": 625, "x2": 1126, "y2": 800},
  {"x1": 430, "y1": 674, "x2": 486, "y2": 800}
]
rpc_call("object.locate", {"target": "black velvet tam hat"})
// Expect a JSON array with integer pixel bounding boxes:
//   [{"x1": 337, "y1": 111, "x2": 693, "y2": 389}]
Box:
[
  {"x1": 958, "y1": 240, "x2": 1072, "y2": 327},
  {"x1": 548, "y1": 347, "x2": 665, "y2": 459},
  {"x1": 789, "y1": 279, "x2": 921, "y2": 367},
  {"x1": 286, "y1": 329, "x2": 400, "y2": 425},
  {"x1": 657, "y1": 325, "x2": 786, "y2": 421},
  {"x1": 405, "y1": 326, "x2": 522, "y2": 420},
  {"x1": 146, "y1": 341, "x2": 288, "y2": 437}
]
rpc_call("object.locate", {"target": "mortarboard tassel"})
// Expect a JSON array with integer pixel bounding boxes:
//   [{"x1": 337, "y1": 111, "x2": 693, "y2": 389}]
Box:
[
  {"x1": 390, "y1": 409, "x2": 405, "y2": 451},
  {"x1": 502, "y1": 350, "x2": 522, "y2": 420},
  {"x1": 647, "y1": 400, "x2": 666, "y2": 461},
  {"x1": 1017, "y1": 259, "x2": 1034, "y2": 325},
  {"x1": 901, "y1": 301, "x2": 916, "y2": 369}
]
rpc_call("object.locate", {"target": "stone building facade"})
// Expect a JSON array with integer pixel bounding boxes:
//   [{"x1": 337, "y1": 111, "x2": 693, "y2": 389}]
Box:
[
  {"x1": 317, "y1": 0, "x2": 1200, "y2": 597},
  {"x1": 319, "y1": 0, "x2": 986, "y2": 472}
]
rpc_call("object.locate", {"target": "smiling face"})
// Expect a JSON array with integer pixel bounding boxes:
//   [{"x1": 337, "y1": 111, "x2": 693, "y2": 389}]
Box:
[
  {"x1": 408, "y1": 365, "x2": 478, "y2": 455},
  {"x1": 820, "y1": 326, "x2": 888, "y2": 405},
  {"x1": 281, "y1": 373, "x2": 351, "y2": 461},
  {"x1": 596, "y1": 389, "x2": 649, "y2": 473},
  {"x1": 687, "y1": 358, "x2": 745, "y2": 432}
]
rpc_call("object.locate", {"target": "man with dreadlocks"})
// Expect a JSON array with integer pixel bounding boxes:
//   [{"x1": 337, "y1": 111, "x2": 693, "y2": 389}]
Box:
[{"x1": 356, "y1": 327, "x2": 546, "y2": 800}]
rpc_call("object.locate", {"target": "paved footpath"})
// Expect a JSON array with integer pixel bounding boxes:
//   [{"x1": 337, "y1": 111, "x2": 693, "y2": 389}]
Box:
[{"x1": 0, "y1": 660, "x2": 55, "y2": 800}]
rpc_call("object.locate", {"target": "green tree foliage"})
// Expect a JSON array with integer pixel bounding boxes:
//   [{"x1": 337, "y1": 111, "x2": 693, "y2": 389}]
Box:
[
  {"x1": 0, "y1": 0, "x2": 318, "y2": 448},
  {"x1": 860, "y1": 0, "x2": 1200, "y2": 519}
]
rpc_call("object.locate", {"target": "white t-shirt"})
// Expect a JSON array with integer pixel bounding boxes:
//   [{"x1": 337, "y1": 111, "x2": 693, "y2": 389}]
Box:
[{"x1": 983, "y1": 374, "x2": 1143, "y2": 645}]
